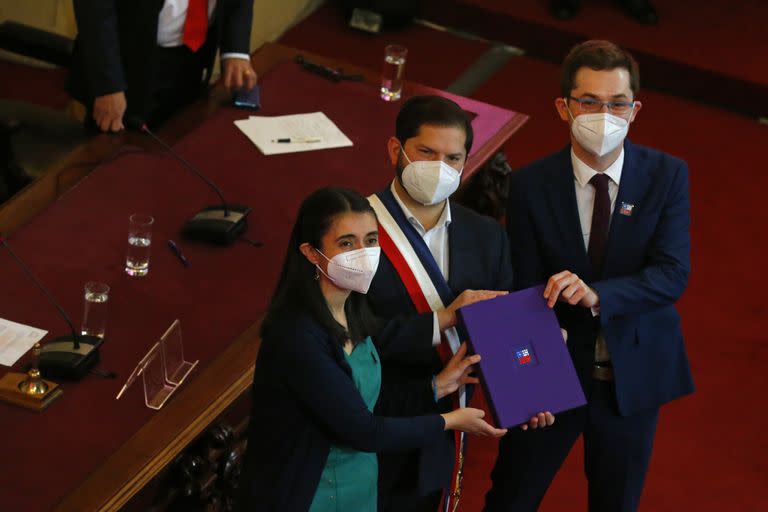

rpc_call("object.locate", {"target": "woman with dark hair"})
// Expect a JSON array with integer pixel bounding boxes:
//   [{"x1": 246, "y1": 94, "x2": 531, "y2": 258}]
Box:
[{"x1": 237, "y1": 187, "x2": 506, "y2": 511}]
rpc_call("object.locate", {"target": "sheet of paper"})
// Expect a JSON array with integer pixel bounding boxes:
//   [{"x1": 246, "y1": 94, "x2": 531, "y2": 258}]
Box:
[
  {"x1": 0, "y1": 318, "x2": 47, "y2": 367},
  {"x1": 234, "y1": 111, "x2": 353, "y2": 155}
]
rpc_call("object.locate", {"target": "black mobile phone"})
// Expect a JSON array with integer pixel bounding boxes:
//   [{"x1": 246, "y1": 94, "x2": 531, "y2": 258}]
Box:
[{"x1": 233, "y1": 84, "x2": 261, "y2": 110}]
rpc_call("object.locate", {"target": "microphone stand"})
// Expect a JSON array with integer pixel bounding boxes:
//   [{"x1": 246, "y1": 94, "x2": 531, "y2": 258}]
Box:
[
  {"x1": 0, "y1": 237, "x2": 103, "y2": 381},
  {"x1": 130, "y1": 120, "x2": 252, "y2": 246}
]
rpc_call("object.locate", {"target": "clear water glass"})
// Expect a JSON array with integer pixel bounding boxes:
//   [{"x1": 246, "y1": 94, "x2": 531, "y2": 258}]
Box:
[
  {"x1": 125, "y1": 213, "x2": 154, "y2": 277},
  {"x1": 380, "y1": 44, "x2": 408, "y2": 101},
  {"x1": 81, "y1": 281, "x2": 109, "y2": 338}
]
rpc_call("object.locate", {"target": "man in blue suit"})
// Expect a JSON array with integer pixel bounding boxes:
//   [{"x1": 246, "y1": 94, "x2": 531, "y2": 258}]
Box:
[
  {"x1": 367, "y1": 96, "x2": 554, "y2": 512},
  {"x1": 484, "y1": 40, "x2": 694, "y2": 512}
]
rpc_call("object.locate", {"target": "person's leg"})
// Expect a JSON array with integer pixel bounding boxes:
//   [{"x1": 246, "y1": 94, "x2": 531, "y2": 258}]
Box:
[
  {"x1": 583, "y1": 380, "x2": 659, "y2": 512},
  {"x1": 143, "y1": 46, "x2": 207, "y2": 128},
  {"x1": 484, "y1": 406, "x2": 586, "y2": 512}
]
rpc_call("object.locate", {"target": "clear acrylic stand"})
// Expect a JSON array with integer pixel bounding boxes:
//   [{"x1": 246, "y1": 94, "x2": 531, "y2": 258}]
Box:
[
  {"x1": 160, "y1": 319, "x2": 198, "y2": 386},
  {"x1": 141, "y1": 342, "x2": 176, "y2": 410},
  {"x1": 115, "y1": 319, "x2": 198, "y2": 410}
]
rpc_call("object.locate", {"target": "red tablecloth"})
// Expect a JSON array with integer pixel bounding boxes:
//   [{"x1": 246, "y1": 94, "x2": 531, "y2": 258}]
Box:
[{"x1": 0, "y1": 61, "x2": 523, "y2": 510}]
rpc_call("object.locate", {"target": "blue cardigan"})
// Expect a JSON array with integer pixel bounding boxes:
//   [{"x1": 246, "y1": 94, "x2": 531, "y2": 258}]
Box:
[{"x1": 236, "y1": 311, "x2": 446, "y2": 511}]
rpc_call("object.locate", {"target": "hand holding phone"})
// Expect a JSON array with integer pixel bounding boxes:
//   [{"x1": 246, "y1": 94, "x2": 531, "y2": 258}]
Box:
[{"x1": 233, "y1": 84, "x2": 261, "y2": 110}]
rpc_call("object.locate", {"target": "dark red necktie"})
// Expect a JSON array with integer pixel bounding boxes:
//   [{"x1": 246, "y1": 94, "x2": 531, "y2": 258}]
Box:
[
  {"x1": 182, "y1": 0, "x2": 209, "y2": 52},
  {"x1": 588, "y1": 173, "x2": 611, "y2": 275}
]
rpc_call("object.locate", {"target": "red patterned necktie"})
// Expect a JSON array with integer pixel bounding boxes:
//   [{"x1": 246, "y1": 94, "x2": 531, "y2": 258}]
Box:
[
  {"x1": 587, "y1": 173, "x2": 611, "y2": 275},
  {"x1": 182, "y1": 0, "x2": 209, "y2": 52}
]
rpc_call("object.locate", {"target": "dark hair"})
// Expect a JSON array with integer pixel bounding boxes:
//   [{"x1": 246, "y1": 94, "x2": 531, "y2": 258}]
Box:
[
  {"x1": 395, "y1": 95, "x2": 474, "y2": 154},
  {"x1": 261, "y1": 187, "x2": 380, "y2": 345},
  {"x1": 560, "y1": 40, "x2": 640, "y2": 98}
]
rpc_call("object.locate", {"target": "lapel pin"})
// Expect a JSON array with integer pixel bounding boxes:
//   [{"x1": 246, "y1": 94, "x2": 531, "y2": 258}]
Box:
[{"x1": 619, "y1": 202, "x2": 634, "y2": 216}]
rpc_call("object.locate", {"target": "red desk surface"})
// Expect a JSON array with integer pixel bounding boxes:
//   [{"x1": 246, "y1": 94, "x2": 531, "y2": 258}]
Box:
[{"x1": 0, "y1": 60, "x2": 526, "y2": 511}]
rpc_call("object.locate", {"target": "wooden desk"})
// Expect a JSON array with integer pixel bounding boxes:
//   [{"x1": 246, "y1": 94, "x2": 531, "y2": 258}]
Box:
[{"x1": 0, "y1": 42, "x2": 527, "y2": 511}]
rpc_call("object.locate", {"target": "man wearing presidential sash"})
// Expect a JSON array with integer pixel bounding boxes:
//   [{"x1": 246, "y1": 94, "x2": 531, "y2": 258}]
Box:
[{"x1": 367, "y1": 96, "x2": 553, "y2": 512}]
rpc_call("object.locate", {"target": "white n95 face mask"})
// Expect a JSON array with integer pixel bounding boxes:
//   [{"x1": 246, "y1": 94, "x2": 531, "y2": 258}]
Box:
[
  {"x1": 569, "y1": 111, "x2": 630, "y2": 157},
  {"x1": 400, "y1": 148, "x2": 463, "y2": 205},
  {"x1": 316, "y1": 247, "x2": 381, "y2": 294}
]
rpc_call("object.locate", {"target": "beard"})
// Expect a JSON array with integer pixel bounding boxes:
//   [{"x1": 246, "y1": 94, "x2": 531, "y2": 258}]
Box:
[{"x1": 394, "y1": 152, "x2": 406, "y2": 186}]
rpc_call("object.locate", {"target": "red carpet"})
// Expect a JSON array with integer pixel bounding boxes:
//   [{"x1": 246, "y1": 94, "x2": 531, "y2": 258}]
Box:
[
  {"x1": 421, "y1": 0, "x2": 768, "y2": 118},
  {"x1": 283, "y1": 5, "x2": 768, "y2": 510},
  {"x1": 2, "y1": 4, "x2": 764, "y2": 509}
]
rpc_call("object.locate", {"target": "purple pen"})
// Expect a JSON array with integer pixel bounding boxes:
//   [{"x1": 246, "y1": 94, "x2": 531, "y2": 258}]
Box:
[{"x1": 167, "y1": 239, "x2": 190, "y2": 267}]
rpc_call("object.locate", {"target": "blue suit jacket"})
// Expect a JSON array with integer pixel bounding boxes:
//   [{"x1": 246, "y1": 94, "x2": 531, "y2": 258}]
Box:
[
  {"x1": 368, "y1": 198, "x2": 514, "y2": 495},
  {"x1": 236, "y1": 311, "x2": 445, "y2": 512},
  {"x1": 506, "y1": 140, "x2": 694, "y2": 416}
]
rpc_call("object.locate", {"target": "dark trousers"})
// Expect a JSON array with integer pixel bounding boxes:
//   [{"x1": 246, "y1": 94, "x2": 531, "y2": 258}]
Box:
[
  {"x1": 379, "y1": 489, "x2": 442, "y2": 512},
  {"x1": 484, "y1": 380, "x2": 659, "y2": 512},
  {"x1": 140, "y1": 45, "x2": 208, "y2": 128},
  {"x1": 85, "y1": 45, "x2": 207, "y2": 132}
]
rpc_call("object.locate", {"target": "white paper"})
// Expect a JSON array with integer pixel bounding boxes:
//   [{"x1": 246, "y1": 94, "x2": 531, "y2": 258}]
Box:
[
  {"x1": 0, "y1": 318, "x2": 48, "y2": 366},
  {"x1": 234, "y1": 111, "x2": 353, "y2": 155}
]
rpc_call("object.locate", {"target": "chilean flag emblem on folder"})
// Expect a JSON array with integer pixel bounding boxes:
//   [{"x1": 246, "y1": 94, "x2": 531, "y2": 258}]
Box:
[
  {"x1": 458, "y1": 286, "x2": 587, "y2": 428},
  {"x1": 515, "y1": 348, "x2": 533, "y2": 366}
]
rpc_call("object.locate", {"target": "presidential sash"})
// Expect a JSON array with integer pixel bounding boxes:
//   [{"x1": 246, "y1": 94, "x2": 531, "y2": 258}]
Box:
[{"x1": 369, "y1": 188, "x2": 466, "y2": 512}]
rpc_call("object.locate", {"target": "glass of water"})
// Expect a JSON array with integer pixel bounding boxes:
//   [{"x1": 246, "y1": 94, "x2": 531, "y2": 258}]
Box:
[
  {"x1": 81, "y1": 281, "x2": 109, "y2": 338},
  {"x1": 380, "y1": 44, "x2": 407, "y2": 102},
  {"x1": 125, "y1": 213, "x2": 154, "y2": 277}
]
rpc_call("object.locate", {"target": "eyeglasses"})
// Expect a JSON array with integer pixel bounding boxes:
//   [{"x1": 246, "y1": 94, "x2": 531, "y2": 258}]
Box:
[{"x1": 568, "y1": 96, "x2": 635, "y2": 115}]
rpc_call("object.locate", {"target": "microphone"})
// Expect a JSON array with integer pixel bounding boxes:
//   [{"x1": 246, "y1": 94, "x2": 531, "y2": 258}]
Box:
[
  {"x1": 0, "y1": 236, "x2": 102, "y2": 380},
  {"x1": 126, "y1": 117, "x2": 251, "y2": 246}
]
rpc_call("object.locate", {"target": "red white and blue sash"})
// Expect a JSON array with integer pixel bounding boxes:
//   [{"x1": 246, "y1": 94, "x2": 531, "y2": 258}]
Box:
[{"x1": 369, "y1": 188, "x2": 466, "y2": 512}]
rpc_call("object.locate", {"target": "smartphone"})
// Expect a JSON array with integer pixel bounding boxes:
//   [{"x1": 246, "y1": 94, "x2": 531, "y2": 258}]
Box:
[{"x1": 233, "y1": 84, "x2": 261, "y2": 110}]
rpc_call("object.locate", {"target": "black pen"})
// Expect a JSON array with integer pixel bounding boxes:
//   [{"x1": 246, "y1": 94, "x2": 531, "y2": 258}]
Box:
[
  {"x1": 271, "y1": 137, "x2": 323, "y2": 143},
  {"x1": 167, "y1": 239, "x2": 190, "y2": 267}
]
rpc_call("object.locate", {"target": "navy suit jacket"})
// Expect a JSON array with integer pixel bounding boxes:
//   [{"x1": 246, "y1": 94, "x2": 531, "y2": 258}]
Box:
[
  {"x1": 68, "y1": 0, "x2": 253, "y2": 111},
  {"x1": 368, "y1": 197, "x2": 514, "y2": 495},
  {"x1": 506, "y1": 140, "x2": 694, "y2": 416},
  {"x1": 236, "y1": 311, "x2": 445, "y2": 512}
]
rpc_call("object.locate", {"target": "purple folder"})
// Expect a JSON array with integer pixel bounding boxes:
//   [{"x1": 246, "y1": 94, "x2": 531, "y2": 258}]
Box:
[{"x1": 457, "y1": 286, "x2": 586, "y2": 428}]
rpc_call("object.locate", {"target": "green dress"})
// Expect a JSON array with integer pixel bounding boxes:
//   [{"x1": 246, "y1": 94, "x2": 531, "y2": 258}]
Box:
[{"x1": 309, "y1": 336, "x2": 381, "y2": 512}]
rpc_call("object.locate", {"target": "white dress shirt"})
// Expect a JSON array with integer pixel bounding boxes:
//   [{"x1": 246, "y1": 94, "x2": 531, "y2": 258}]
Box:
[
  {"x1": 157, "y1": 0, "x2": 249, "y2": 61},
  {"x1": 571, "y1": 149, "x2": 624, "y2": 363}
]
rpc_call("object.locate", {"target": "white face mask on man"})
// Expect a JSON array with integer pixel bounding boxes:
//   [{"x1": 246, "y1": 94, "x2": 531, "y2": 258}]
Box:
[
  {"x1": 399, "y1": 147, "x2": 463, "y2": 205},
  {"x1": 567, "y1": 104, "x2": 632, "y2": 157},
  {"x1": 315, "y1": 247, "x2": 381, "y2": 294}
]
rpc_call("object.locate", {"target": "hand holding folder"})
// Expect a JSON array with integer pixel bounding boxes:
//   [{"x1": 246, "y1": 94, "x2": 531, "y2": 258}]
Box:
[{"x1": 457, "y1": 286, "x2": 587, "y2": 429}]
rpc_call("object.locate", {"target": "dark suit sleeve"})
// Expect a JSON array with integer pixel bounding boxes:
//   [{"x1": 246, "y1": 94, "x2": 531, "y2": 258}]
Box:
[
  {"x1": 506, "y1": 171, "x2": 546, "y2": 290},
  {"x1": 494, "y1": 221, "x2": 515, "y2": 292},
  {"x1": 593, "y1": 161, "x2": 691, "y2": 320},
  {"x1": 275, "y1": 326, "x2": 445, "y2": 453},
  {"x1": 373, "y1": 312, "x2": 439, "y2": 366},
  {"x1": 72, "y1": 0, "x2": 126, "y2": 97},
  {"x1": 219, "y1": 0, "x2": 253, "y2": 54}
]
